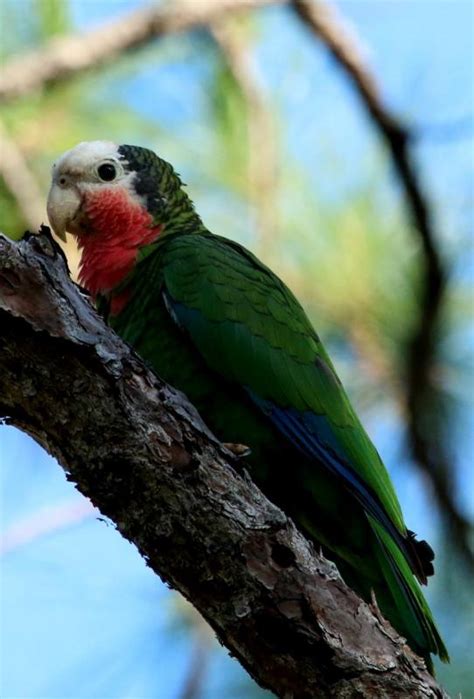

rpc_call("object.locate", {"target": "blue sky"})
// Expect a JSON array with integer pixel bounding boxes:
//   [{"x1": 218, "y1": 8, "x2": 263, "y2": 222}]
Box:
[{"x1": 1, "y1": 1, "x2": 473, "y2": 697}]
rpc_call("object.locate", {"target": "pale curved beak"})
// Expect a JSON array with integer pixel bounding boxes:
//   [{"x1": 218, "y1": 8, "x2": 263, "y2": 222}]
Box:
[{"x1": 47, "y1": 183, "x2": 81, "y2": 242}]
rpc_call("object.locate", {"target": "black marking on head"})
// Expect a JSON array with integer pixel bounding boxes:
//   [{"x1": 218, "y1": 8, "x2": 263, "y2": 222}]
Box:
[
  {"x1": 118, "y1": 144, "x2": 179, "y2": 221},
  {"x1": 117, "y1": 144, "x2": 203, "y2": 234}
]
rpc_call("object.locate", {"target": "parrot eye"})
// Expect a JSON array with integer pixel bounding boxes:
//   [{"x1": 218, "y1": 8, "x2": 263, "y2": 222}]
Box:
[{"x1": 97, "y1": 162, "x2": 117, "y2": 182}]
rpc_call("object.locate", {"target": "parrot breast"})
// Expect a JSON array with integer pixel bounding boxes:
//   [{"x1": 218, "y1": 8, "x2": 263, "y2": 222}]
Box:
[{"x1": 78, "y1": 186, "x2": 162, "y2": 297}]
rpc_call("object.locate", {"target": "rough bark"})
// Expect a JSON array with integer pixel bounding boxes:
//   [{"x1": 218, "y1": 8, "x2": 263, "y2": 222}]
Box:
[{"x1": 0, "y1": 228, "x2": 448, "y2": 698}]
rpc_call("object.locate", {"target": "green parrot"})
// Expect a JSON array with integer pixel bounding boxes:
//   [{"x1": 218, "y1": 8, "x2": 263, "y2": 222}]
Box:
[{"x1": 47, "y1": 141, "x2": 448, "y2": 669}]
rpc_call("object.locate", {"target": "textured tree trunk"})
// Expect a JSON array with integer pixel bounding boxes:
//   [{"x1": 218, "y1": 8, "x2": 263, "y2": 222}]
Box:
[{"x1": 0, "y1": 228, "x2": 448, "y2": 699}]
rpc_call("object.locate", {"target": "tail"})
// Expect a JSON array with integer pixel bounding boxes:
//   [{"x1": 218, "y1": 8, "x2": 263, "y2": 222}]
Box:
[{"x1": 369, "y1": 517, "x2": 449, "y2": 670}]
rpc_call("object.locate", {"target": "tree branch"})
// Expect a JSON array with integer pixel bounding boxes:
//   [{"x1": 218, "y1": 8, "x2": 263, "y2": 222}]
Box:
[
  {"x1": 210, "y1": 18, "x2": 278, "y2": 255},
  {"x1": 0, "y1": 498, "x2": 95, "y2": 555},
  {"x1": 0, "y1": 0, "x2": 281, "y2": 104},
  {"x1": 292, "y1": 0, "x2": 473, "y2": 569},
  {"x1": 178, "y1": 625, "x2": 213, "y2": 699},
  {"x1": 0, "y1": 120, "x2": 46, "y2": 230},
  {"x1": 0, "y1": 228, "x2": 448, "y2": 698}
]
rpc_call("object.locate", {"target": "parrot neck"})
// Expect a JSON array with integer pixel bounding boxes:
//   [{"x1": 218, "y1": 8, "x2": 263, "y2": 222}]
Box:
[{"x1": 78, "y1": 187, "x2": 162, "y2": 297}]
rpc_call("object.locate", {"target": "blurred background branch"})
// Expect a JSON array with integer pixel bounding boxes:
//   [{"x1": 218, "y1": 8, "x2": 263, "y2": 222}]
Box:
[
  {"x1": 292, "y1": 0, "x2": 473, "y2": 571},
  {"x1": 210, "y1": 17, "x2": 278, "y2": 254},
  {"x1": 0, "y1": 499, "x2": 96, "y2": 555},
  {"x1": 0, "y1": 120, "x2": 46, "y2": 229},
  {"x1": 177, "y1": 619, "x2": 213, "y2": 699},
  {"x1": 0, "y1": 0, "x2": 281, "y2": 104}
]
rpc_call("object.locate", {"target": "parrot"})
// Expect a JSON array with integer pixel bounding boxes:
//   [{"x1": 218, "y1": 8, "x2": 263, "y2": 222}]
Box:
[{"x1": 47, "y1": 140, "x2": 448, "y2": 670}]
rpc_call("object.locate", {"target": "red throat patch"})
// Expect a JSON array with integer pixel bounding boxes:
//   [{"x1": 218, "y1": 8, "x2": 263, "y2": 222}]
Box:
[{"x1": 77, "y1": 186, "x2": 162, "y2": 305}]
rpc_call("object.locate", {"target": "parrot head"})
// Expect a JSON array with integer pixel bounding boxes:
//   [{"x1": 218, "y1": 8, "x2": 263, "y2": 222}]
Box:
[{"x1": 47, "y1": 141, "x2": 198, "y2": 295}]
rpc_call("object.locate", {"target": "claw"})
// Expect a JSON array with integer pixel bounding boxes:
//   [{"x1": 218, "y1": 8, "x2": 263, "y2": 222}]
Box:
[{"x1": 223, "y1": 442, "x2": 251, "y2": 458}]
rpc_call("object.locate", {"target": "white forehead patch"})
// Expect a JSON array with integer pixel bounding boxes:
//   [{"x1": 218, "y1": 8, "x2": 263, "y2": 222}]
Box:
[{"x1": 54, "y1": 140, "x2": 120, "y2": 173}]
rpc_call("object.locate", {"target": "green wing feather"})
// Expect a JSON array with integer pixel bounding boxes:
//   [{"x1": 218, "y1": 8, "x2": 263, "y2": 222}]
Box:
[{"x1": 160, "y1": 233, "x2": 405, "y2": 527}]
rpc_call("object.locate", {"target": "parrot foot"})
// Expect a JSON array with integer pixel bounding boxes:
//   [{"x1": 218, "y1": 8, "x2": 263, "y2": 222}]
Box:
[
  {"x1": 369, "y1": 589, "x2": 388, "y2": 625},
  {"x1": 223, "y1": 442, "x2": 251, "y2": 458}
]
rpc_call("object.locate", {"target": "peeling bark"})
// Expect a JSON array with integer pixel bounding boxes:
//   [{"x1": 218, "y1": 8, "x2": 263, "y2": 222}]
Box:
[{"x1": 0, "y1": 228, "x2": 448, "y2": 698}]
